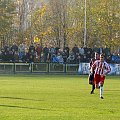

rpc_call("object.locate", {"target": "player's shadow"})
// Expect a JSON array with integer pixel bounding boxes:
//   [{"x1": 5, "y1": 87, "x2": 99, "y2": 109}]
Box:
[
  {"x1": 0, "y1": 96, "x2": 55, "y2": 111},
  {"x1": 0, "y1": 96, "x2": 44, "y2": 101},
  {"x1": 0, "y1": 104, "x2": 52, "y2": 111}
]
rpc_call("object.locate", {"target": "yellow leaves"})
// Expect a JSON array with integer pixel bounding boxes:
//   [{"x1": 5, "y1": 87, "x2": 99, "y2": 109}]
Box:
[
  {"x1": 41, "y1": 32, "x2": 47, "y2": 36},
  {"x1": 33, "y1": 27, "x2": 52, "y2": 43},
  {"x1": 33, "y1": 4, "x2": 47, "y2": 21},
  {"x1": 39, "y1": 5, "x2": 47, "y2": 17},
  {"x1": 47, "y1": 27, "x2": 52, "y2": 34},
  {"x1": 40, "y1": 27, "x2": 52, "y2": 36},
  {"x1": 34, "y1": 36, "x2": 40, "y2": 43}
]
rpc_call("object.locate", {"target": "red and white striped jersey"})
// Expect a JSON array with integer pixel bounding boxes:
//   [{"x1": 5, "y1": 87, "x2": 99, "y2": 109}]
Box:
[{"x1": 92, "y1": 60, "x2": 111, "y2": 75}]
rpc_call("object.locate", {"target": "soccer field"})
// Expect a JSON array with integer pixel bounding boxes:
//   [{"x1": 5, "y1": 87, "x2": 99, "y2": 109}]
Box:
[{"x1": 0, "y1": 75, "x2": 120, "y2": 120}]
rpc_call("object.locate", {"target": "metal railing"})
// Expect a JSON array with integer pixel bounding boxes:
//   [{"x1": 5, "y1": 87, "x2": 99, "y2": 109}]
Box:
[
  {"x1": 0, "y1": 63, "x2": 79, "y2": 74},
  {"x1": 0, "y1": 62, "x2": 120, "y2": 75}
]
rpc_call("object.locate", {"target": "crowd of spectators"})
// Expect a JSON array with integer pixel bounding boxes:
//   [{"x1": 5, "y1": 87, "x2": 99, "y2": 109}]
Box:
[{"x1": 0, "y1": 42, "x2": 120, "y2": 64}]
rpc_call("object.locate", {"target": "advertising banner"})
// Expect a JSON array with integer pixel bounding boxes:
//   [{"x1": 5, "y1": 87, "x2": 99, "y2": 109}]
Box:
[{"x1": 78, "y1": 63, "x2": 120, "y2": 75}]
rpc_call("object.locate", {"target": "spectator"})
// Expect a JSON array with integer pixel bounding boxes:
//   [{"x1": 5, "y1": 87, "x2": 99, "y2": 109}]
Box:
[
  {"x1": 52, "y1": 54, "x2": 59, "y2": 63},
  {"x1": 49, "y1": 45, "x2": 55, "y2": 62},
  {"x1": 43, "y1": 44, "x2": 49, "y2": 62},
  {"x1": 86, "y1": 47, "x2": 93, "y2": 62},
  {"x1": 99, "y1": 47, "x2": 103, "y2": 54},
  {"x1": 56, "y1": 52, "x2": 63, "y2": 63},
  {"x1": 0, "y1": 49, "x2": 5, "y2": 62},
  {"x1": 111, "y1": 52, "x2": 119, "y2": 63},
  {"x1": 18, "y1": 43, "x2": 25, "y2": 60},
  {"x1": 4, "y1": 44, "x2": 9, "y2": 53},
  {"x1": 4, "y1": 47, "x2": 10, "y2": 62},
  {"x1": 106, "y1": 54, "x2": 112, "y2": 63},
  {"x1": 55, "y1": 45, "x2": 60, "y2": 55},
  {"x1": 67, "y1": 52, "x2": 75, "y2": 63},
  {"x1": 29, "y1": 43, "x2": 35, "y2": 53},
  {"x1": 28, "y1": 49, "x2": 35, "y2": 63},
  {"x1": 36, "y1": 44, "x2": 42, "y2": 62},
  {"x1": 75, "y1": 53, "x2": 81, "y2": 64},
  {"x1": 62, "y1": 49, "x2": 68, "y2": 63},
  {"x1": 9, "y1": 50, "x2": 14, "y2": 62},
  {"x1": 11, "y1": 42, "x2": 18, "y2": 53},
  {"x1": 72, "y1": 44, "x2": 79, "y2": 55},
  {"x1": 63, "y1": 45, "x2": 70, "y2": 57},
  {"x1": 13, "y1": 51, "x2": 19, "y2": 62},
  {"x1": 79, "y1": 46, "x2": 84, "y2": 56},
  {"x1": 22, "y1": 48, "x2": 29, "y2": 62},
  {"x1": 52, "y1": 53, "x2": 63, "y2": 63}
]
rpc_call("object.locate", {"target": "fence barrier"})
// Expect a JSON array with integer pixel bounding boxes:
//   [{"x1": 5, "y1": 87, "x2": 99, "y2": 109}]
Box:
[{"x1": 0, "y1": 63, "x2": 120, "y2": 75}]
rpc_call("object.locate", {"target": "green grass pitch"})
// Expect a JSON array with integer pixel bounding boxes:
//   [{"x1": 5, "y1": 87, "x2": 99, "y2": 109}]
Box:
[{"x1": 0, "y1": 75, "x2": 120, "y2": 120}]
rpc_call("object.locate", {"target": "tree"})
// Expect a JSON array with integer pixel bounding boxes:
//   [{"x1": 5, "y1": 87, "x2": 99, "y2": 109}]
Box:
[
  {"x1": 0, "y1": 0, "x2": 16, "y2": 46},
  {"x1": 87, "y1": 0, "x2": 120, "y2": 49},
  {"x1": 11, "y1": 0, "x2": 119, "y2": 50}
]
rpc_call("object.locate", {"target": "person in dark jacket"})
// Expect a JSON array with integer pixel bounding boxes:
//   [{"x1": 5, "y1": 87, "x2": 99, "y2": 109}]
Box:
[{"x1": 89, "y1": 52, "x2": 100, "y2": 94}]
